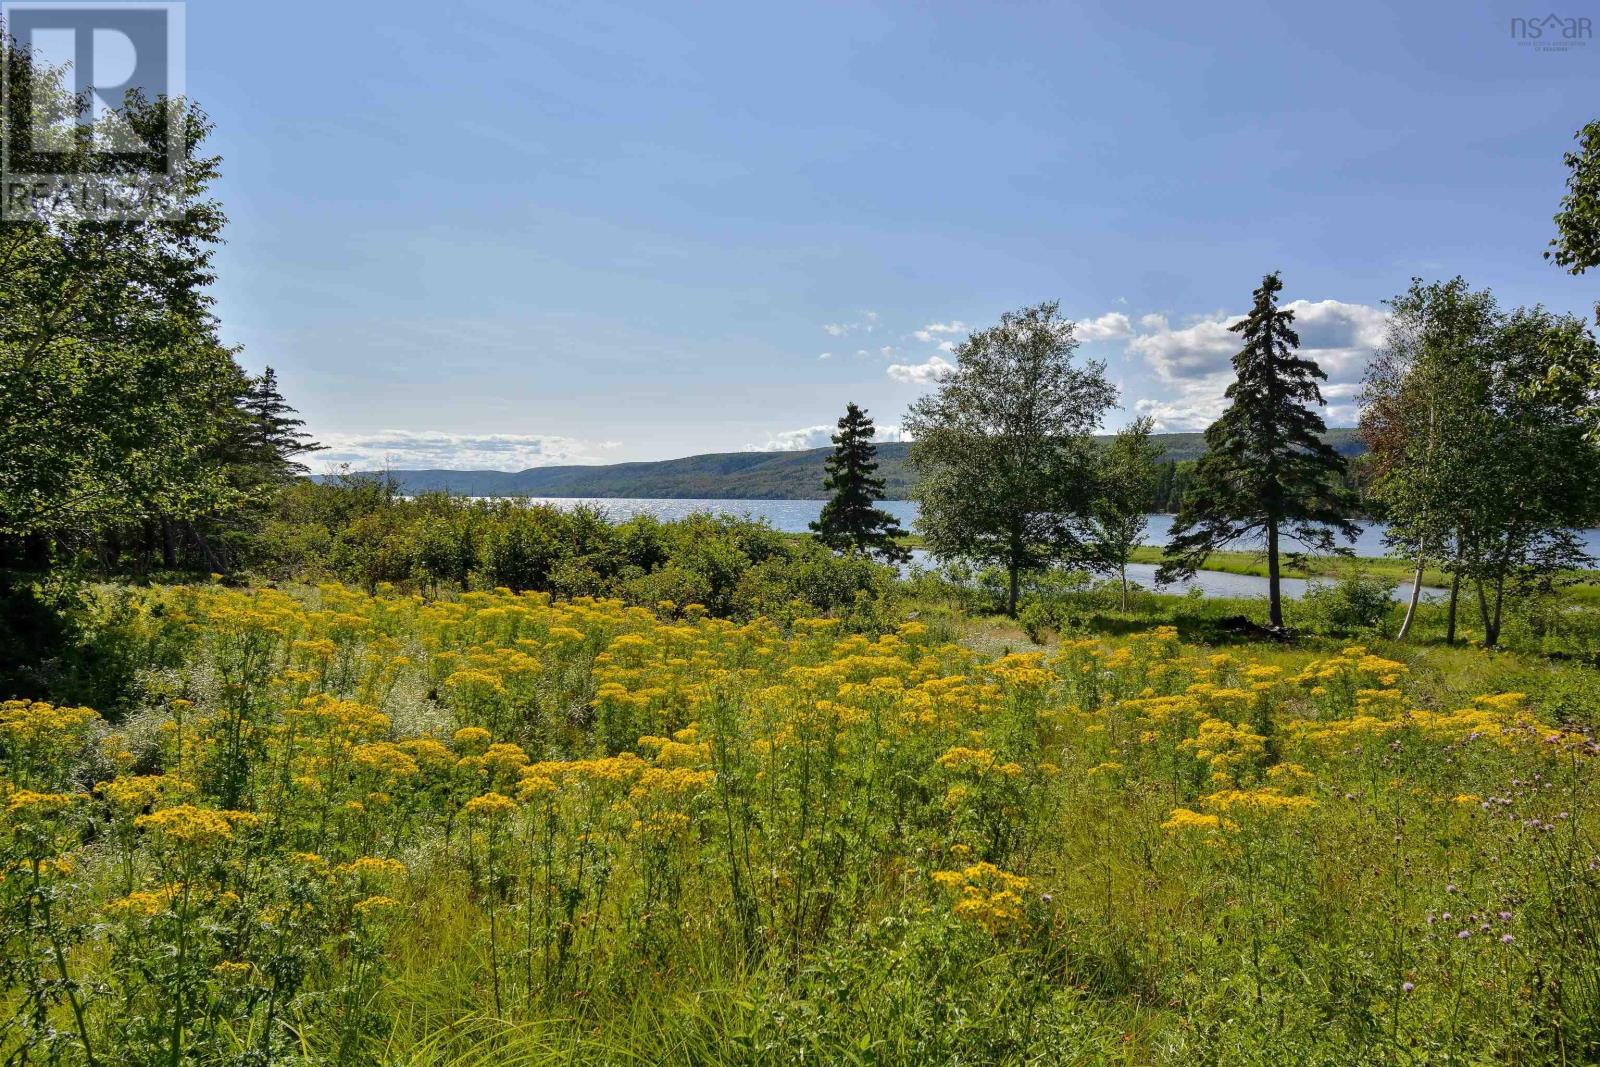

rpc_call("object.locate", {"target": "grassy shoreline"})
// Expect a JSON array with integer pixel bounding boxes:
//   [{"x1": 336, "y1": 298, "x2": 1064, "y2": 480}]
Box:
[
  {"x1": 887, "y1": 536, "x2": 1599, "y2": 590},
  {"x1": 887, "y1": 532, "x2": 1463, "y2": 587},
  {"x1": 1123, "y1": 545, "x2": 1450, "y2": 585}
]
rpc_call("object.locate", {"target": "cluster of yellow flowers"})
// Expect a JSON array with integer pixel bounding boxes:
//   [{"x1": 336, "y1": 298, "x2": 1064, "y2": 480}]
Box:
[
  {"x1": 462, "y1": 792, "x2": 518, "y2": 819},
  {"x1": 135, "y1": 805, "x2": 260, "y2": 848},
  {"x1": 932, "y1": 862, "x2": 1033, "y2": 933},
  {"x1": 103, "y1": 884, "x2": 180, "y2": 918},
  {"x1": 0, "y1": 700, "x2": 98, "y2": 745},
  {"x1": 1161, "y1": 787, "x2": 1315, "y2": 836},
  {"x1": 1181, "y1": 717, "x2": 1267, "y2": 785},
  {"x1": 936, "y1": 746, "x2": 1023, "y2": 778},
  {"x1": 4, "y1": 789, "x2": 76, "y2": 817}
]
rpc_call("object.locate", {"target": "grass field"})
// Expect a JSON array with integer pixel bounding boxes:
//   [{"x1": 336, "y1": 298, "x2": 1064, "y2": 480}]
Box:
[{"x1": 4, "y1": 579, "x2": 1599, "y2": 1064}]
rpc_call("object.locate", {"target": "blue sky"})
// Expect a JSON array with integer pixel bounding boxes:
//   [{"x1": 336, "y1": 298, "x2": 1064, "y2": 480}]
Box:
[{"x1": 180, "y1": 0, "x2": 1597, "y2": 468}]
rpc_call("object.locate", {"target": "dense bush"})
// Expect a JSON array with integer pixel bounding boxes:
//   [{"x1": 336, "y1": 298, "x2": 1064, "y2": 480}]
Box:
[
  {"x1": 1292, "y1": 573, "x2": 1396, "y2": 635},
  {"x1": 246, "y1": 482, "x2": 895, "y2": 626}
]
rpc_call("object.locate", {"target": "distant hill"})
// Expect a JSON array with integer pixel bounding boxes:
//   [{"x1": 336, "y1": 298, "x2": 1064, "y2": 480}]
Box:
[{"x1": 335, "y1": 429, "x2": 1365, "y2": 500}]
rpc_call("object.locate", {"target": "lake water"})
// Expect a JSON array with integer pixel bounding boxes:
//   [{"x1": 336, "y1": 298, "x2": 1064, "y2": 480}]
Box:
[
  {"x1": 510, "y1": 497, "x2": 1600, "y2": 602},
  {"x1": 903, "y1": 550, "x2": 1438, "y2": 603}
]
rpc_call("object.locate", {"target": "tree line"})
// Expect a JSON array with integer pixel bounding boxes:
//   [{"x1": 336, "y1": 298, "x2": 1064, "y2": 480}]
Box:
[
  {"x1": 0, "y1": 38, "x2": 320, "y2": 579},
  {"x1": 814, "y1": 257, "x2": 1600, "y2": 641}
]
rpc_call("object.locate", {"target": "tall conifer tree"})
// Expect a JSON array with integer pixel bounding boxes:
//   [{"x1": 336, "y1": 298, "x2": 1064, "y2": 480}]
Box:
[
  {"x1": 810, "y1": 403, "x2": 908, "y2": 564},
  {"x1": 239, "y1": 368, "x2": 322, "y2": 478},
  {"x1": 1158, "y1": 272, "x2": 1358, "y2": 629}
]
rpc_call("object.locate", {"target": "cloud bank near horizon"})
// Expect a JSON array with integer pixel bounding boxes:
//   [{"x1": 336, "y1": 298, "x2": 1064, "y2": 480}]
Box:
[{"x1": 314, "y1": 430, "x2": 620, "y2": 472}]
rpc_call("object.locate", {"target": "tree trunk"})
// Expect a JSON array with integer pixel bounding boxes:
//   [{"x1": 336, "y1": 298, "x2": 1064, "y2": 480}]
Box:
[
  {"x1": 1487, "y1": 569, "x2": 1507, "y2": 649},
  {"x1": 1119, "y1": 563, "x2": 1129, "y2": 613},
  {"x1": 22, "y1": 533, "x2": 49, "y2": 571},
  {"x1": 1006, "y1": 561, "x2": 1020, "y2": 618},
  {"x1": 1265, "y1": 519, "x2": 1283, "y2": 630},
  {"x1": 1445, "y1": 572, "x2": 1461, "y2": 644},
  {"x1": 187, "y1": 521, "x2": 226, "y2": 575},
  {"x1": 1475, "y1": 579, "x2": 1495, "y2": 648},
  {"x1": 1396, "y1": 541, "x2": 1426, "y2": 640},
  {"x1": 160, "y1": 518, "x2": 177, "y2": 570}
]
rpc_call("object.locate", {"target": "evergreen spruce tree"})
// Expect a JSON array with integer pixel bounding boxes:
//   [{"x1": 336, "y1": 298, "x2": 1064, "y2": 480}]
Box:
[
  {"x1": 1158, "y1": 272, "x2": 1358, "y2": 629},
  {"x1": 810, "y1": 403, "x2": 909, "y2": 564},
  {"x1": 239, "y1": 367, "x2": 322, "y2": 478}
]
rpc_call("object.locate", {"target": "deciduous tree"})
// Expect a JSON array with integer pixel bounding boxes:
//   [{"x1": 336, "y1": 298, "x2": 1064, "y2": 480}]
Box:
[
  {"x1": 1451, "y1": 306, "x2": 1600, "y2": 647},
  {"x1": 1359, "y1": 278, "x2": 1497, "y2": 640},
  {"x1": 904, "y1": 303, "x2": 1117, "y2": 616},
  {"x1": 1087, "y1": 417, "x2": 1162, "y2": 611},
  {"x1": 0, "y1": 36, "x2": 240, "y2": 553},
  {"x1": 1544, "y1": 119, "x2": 1600, "y2": 437}
]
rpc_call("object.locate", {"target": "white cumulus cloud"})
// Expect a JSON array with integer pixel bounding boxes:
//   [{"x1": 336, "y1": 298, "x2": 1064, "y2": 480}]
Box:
[
  {"x1": 1126, "y1": 299, "x2": 1387, "y2": 430},
  {"x1": 887, "y1": 355, "x2": 956, "y2": 385},
  {"x1": 747, "y1": 422, "x2": 908, "y2": 452},
  {"x1": 746, "y1": 425, "x2": 836, "y2": 452},
  {"x1": 912, "y1": 320, "x2": 969, "y2": 343},
  {"x1": 823, "y1": 310, "x2": 880, "y2": 337},
  {"x1": 1074, "y1": 311, "x2": 1133, "y2": 342}
]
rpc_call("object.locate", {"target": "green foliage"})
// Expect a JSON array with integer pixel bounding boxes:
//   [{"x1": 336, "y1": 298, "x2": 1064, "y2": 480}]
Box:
[
  {"x1": 905, "y1": 303, "x2": 1118, "y2": 615},
  {"x1": 1361, "y1": 278, "x2": 1600, "y2": 646},
  {"x1": 1161, "y1": 272, "x2": 1360, "y2": 628},
  {"x1": 1360, "y1": 277, "x2": 1500, "y2": 639},
  {"x1": 0, "y1": 39, "x2": 323, "y2": 595},
  {"x1": 1544, "y1": 119, "x2": 1600, "y2": 436},
  {"x1": 1454, "y1": 306, "x2": 1600, "y2": 645},
  {"x1": 0, "y1": 39, "x2": 241, "y2": 544},
  {"x1": 1548, "y1": 120, "x2": 1600, "y2": 294},
  {"x1": 809, "y1": 403, "x2": 909, "y2": 563},
  {"x1": 1087, "y1": 417, "x2": 1162, "y2": 610},
  {"x1": 1291, "y1": 574, "x2": 1396, "y2": 636},
  {"x1": 1016, "y1": 569, "x2": 1102, "y2": 642},
  {"x1": 241, "y1": 483, "x2": 895, "y2": 626}
]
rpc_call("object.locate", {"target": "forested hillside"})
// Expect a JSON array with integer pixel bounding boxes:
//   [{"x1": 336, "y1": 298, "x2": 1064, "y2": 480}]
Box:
[{"x1": 350, "y1": 429, "x2": 1367, "y2": 499}]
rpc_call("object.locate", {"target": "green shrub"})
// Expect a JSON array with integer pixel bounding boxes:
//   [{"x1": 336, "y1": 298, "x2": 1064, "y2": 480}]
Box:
[{"x1": 1293, "y1": 573, "x2": 1395, "y2": 635}]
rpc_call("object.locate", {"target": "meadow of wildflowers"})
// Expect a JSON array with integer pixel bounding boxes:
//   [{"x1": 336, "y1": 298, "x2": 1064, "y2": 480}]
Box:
[{"x1": 2, "y1": 581, "x2": 1597, "y2": 1064}]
